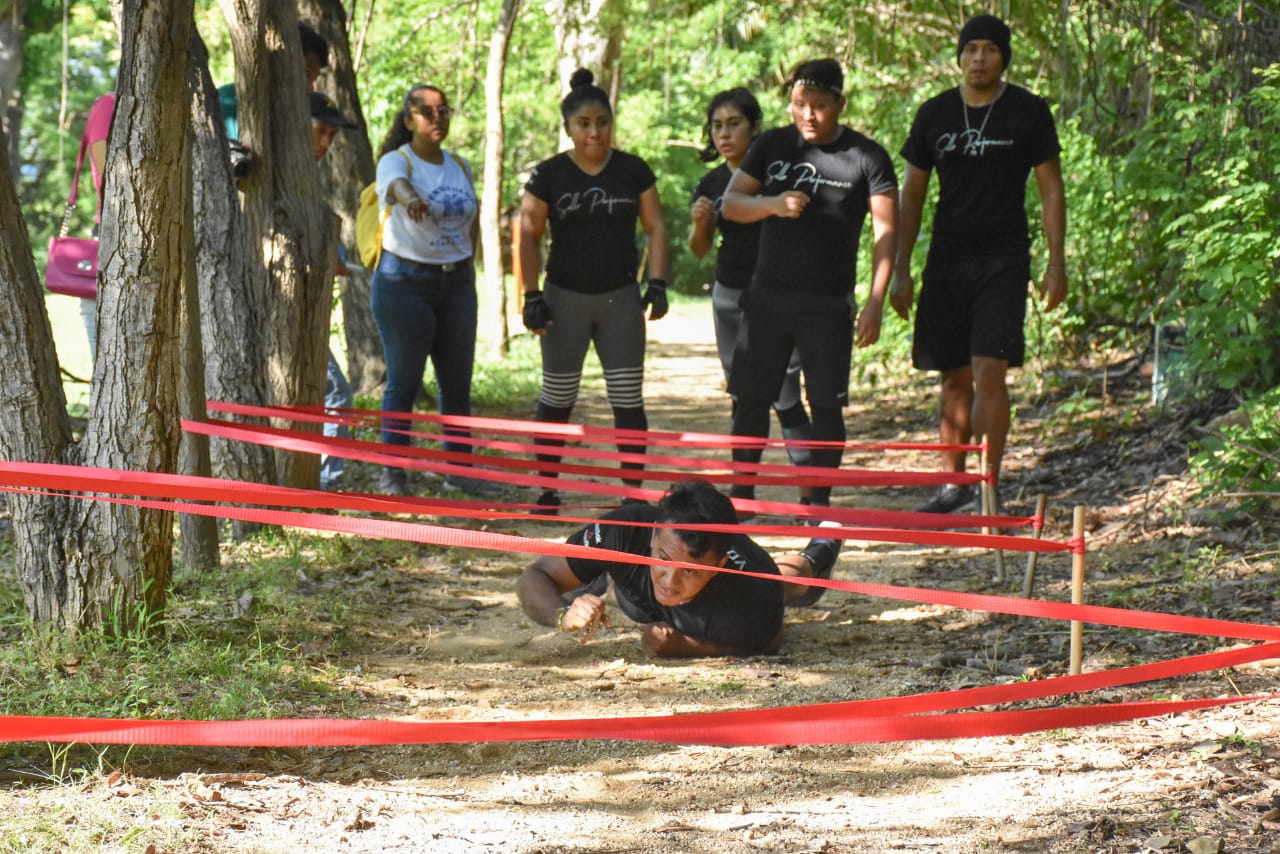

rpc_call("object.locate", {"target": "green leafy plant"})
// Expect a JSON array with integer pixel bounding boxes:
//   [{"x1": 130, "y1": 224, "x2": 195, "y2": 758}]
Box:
[{"x1": 1191, "y1": 385, "x2": 1280, "y2": 512}]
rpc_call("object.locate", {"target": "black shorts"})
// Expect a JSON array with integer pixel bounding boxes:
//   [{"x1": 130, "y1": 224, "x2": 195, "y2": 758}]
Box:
[
  {"x1": 728, "y1": 288, "x2": 853, "y2": 409},
  {"x1": 913, "y1": 248, "x2": 1031, "y2": 372}
]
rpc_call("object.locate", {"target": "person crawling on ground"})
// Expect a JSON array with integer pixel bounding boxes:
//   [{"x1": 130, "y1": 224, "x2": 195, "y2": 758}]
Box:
[{"x1": 516, "y1": 479, "x2": 840, "y2": 658}]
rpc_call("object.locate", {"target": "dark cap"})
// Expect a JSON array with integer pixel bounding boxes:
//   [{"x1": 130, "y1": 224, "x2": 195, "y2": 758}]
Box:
[
  {"x1": 957, "y1": 14, "x2": 1011, "y2": 68},
  {"x1": 308, "y1": 92, "x2": 357, "y2": 129}
]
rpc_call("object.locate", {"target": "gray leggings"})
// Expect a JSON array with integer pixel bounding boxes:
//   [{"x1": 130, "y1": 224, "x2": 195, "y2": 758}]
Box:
[
  {"x1": 538, "y1": 282, "x2": 645, "y2": 410},
  {"x1": 712, "y1": 282, "x2": 802, "y2": 411}
]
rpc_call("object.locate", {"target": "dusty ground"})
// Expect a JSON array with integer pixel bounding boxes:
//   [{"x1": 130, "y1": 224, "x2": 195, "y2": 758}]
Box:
[{"x1": 4, "y1": 309, "x2": 1279, "y2": 853}]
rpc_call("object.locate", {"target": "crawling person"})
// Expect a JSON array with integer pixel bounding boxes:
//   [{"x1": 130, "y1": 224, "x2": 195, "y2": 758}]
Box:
[{"x1": 517, "y1": 480, "x2": 840, "y2": 658}]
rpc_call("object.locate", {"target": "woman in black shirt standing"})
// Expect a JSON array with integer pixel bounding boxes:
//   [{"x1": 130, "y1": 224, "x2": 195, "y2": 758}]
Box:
[
  {"x1": 688, "y1": 87, "x2": 814, "y2": 504},
  {"x1": 519, "y1": 69, "x2": 671, "y2": 513}
]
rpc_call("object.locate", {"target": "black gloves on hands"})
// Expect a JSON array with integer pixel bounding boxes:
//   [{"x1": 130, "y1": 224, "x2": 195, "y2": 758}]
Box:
[
  {"x1": 642, "y1": 278, "x2": 669, "y2": 321},
  {"x1": 523, "y1": 290, "x2": 551, "y2": 331}
]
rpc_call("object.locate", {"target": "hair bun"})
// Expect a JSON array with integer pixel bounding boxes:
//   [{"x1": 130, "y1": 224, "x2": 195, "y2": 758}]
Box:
[{"x1": 569, "y1": 68, "x2": 595, "y2": 89}]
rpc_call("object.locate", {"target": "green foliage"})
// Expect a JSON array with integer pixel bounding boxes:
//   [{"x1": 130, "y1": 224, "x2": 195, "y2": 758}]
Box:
[
  {"x1": 1191, "y1": 385, "x2": 1280, "y2": 512},
  {"x1": 13, "y1": 0, "x2": 1277, "y2": 397}
]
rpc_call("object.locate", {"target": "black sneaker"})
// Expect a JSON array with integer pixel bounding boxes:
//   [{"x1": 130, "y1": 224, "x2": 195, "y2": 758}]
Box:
[
  {"x1": 917, "y1": 483, "x2": 977, "y2": 514},
  {"x1": 531, "y1": 490, "x2": 561, "y2": 516},
  {"x1": 792, "y1": 537, "x2": 840, "y2": 607}
]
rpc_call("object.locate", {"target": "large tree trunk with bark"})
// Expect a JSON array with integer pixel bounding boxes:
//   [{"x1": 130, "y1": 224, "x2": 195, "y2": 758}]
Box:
[
  {"x1": 176, "y1": 31, "x2": 223, "y2": 570},
  {"x1": 188, "y1": 28, "x2": 277, "y2": 535},
  {"x1": 552, "y1": 0, "x2": 624, "y2": 111},
  {"x1": 480, "y1": 0, "x2": 521, "y2": 356},
  {"x1": 221, "y1": 0, "x2": 338, "y2": 489},
  {"x1": 300, "y1": 0, "x2": 383, "y2": 398},
  {"x1": 0, "y1": 0, "x2": 194, "y2": 630}
]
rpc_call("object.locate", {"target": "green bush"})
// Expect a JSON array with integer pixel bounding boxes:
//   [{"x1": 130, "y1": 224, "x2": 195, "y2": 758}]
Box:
[{"x1": 1191, "y1": 385, "x2": 1280, "y2": 513}]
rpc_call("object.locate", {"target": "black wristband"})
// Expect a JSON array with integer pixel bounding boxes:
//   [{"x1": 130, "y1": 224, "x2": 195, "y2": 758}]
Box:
[{"x1": 647, "y1": 278, "x2": 668, "y2": 290}]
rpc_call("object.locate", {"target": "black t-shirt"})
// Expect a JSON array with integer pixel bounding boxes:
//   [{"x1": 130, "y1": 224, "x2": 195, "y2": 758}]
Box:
[
  {"x1": 691, "y1": 163, "x2": 760, "y2": 290},
  {"x1": 738, "y1": 125, "x2": 898, "y2": 296},
  {"x1": 565, "y1": 504, "x2": 784, "y2": 654},
  {"x1": 900, "y1": 83, "x2": 1061, "y2": 254},
  {"x1": 525, "y1": 149, "x2": 657, "y2": 294}
]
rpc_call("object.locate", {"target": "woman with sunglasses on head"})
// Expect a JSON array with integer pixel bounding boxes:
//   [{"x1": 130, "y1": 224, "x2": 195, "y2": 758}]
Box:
[
  {"x1": 372, "y1": 85, "x2": 488, "y2": 497},
  {"x1": 519, "y1": 68, "x2": 670, "y2": 514},
  {"x1": 689, "y1": 87, "x2": 815, "y2": 506}
]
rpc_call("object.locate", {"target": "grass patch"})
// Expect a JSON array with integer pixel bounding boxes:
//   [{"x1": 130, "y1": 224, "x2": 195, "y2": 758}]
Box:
[{"x1": 0, "y1": 525, "x2": 427, "y2": 777}]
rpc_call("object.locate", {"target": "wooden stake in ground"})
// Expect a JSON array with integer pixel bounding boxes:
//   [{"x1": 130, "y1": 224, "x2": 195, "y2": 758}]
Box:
[
  {"x1": 980, "y1": 436, "x2": 1005, "y2": 583},
  {"x1": 1069, "y1": 505, "x2": 1086, "y2": 675},
  {"x1": 1022, "y1": 494, "x2": 1048, "y2": 598}
]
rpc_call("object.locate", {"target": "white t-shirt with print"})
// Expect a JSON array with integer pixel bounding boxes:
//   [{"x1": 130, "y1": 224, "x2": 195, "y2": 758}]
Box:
[{"x1": 376, "y1": 144, "x2": 477, "y2": 264}]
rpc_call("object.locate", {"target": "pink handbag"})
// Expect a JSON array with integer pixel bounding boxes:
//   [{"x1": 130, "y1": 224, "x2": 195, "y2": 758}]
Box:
[
  {"x1": 45, "y1": 235, "x2": 99, "y2": 299},
  {"x1": 44, "y1": 130, "x2": 99, "y2": 299}
]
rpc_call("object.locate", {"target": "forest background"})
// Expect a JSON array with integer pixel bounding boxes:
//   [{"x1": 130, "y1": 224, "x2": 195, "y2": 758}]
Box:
[{"x1": 7, "y1": 0, "x2": 1279, "y2": 500}]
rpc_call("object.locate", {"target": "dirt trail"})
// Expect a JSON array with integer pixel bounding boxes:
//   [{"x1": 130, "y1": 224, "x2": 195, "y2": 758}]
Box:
[{"x1": 14, "y1": 310, "x2": 1280, "y2": 853}]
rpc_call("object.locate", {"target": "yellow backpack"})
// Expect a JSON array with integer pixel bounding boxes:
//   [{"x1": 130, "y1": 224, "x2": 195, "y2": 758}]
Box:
[{"x1": 355, "y1": 148, "x2": 411, "y2": 269}]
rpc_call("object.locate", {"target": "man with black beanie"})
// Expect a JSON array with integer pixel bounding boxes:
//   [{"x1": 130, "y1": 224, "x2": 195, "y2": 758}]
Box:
[{"x1": 890, "y1": 14, "x2": 1067, "y2": 514}]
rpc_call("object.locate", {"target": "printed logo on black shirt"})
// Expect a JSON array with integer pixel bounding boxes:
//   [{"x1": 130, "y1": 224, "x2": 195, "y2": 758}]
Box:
[
  {"x1": 554, "y1": 188, "x2": 639, "y2": 218},
  {"x1": 934, "y1": 130, "x2": 1015, "y2": 159},
  {"x1": 764, "y1": 160, "x2": 854, "y2": 193}
]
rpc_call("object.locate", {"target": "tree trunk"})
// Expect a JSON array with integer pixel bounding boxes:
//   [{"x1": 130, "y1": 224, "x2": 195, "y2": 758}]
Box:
[
  {"x1": 552, "y1": 0, "x2": 624, "y2": 107},
  {"x1": 480, "y1": 0, "x2": 521, "y2": 356},
  {"x1": 300, "y1": 0, "x2": 384, "y2": 397},
  {"x1": 222, "y1": 0, "x2": 338, "y2": 489},
  {"x1": 0, "y1": 0, "x2": 22, "y2": 180},
  {"x1": 188, "y1": 28, "x2": 277, "y2": 537},
  {"x1": 0, "y1": 0, "x2": 194, "y2": 630},
  {"x1": 176, "y1": 31, "x2": 223, "y2": 570}
]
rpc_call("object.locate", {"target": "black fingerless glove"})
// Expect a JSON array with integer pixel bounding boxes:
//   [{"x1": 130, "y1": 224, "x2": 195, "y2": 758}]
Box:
[
  {"x1": 522, "y1": 290, "x2": 551, "y2": 331},
  {"x1": 641, "y1": 278, "x2": 669, "y2": 321}
]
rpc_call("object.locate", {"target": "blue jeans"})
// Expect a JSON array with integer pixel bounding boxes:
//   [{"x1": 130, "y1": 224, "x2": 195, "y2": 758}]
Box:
[
  {"x1": 371, "y1": 253, "x2": 477, "y2": 456},
  {"x1": 320, "y1": 350, "x2": 352, "y2": 489}
]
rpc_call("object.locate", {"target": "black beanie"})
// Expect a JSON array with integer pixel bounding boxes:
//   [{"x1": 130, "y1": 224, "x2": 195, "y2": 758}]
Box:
[{"x1": 957, "y1": 14, "x2": 1011, "y2": 68}]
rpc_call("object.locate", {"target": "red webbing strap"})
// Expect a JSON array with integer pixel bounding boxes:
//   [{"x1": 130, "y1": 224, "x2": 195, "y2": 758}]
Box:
[
  {"x1": 198, "y1": 413, "x2": 931, "y2": 479},
  {"x1": 3, "y1": 471, "x2": 1274, "y2": 643},
  {"x1": 0, "y1": 695, "x2": 1271, "y2": 748},
  {"x1": 0, "y1": 461, "x2": 1059, "y2": 553},
  {"x1": 210, "y1": 400, "x2": 983, "y2": 454},
  {"x1": 176, "y1": 422, "x2": 1028, "y2": 530},
  {"x1": 3, "y1": 463, "x2": 1278, "y2": 746},
  {"x1": 188, "y1": 417, "x2": 983, "y2": 490}
]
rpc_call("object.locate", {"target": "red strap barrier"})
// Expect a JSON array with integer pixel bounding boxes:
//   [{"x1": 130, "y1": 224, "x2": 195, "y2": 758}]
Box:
[
  {"x1": 212, "y1": 400, "x2": 984, "y2": 455},
  {"x1": 0, "y1": 462, "x2": 1061, "y2": 561},
  {"x1": 178, "y1": 421, "x2": 1029, "y2": 530},
  {"x1": 0, "y1": 692, "x2": 1271, "y2": 748},
  {"x1": 189, "y1": 417, "x2": 986, "y2": 491},
  {"x1": 1, "y1": 468, "x2": 1273, "y2": 643},
  {"x1": 2, "y1": 461, "x2": 1278, "y2": 747}
]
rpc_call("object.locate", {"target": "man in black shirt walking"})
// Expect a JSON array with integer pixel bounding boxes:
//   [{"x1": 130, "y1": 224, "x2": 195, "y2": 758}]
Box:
[{"x1": 891, "y1": 14, "x2": 1067, "y2": 513}]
